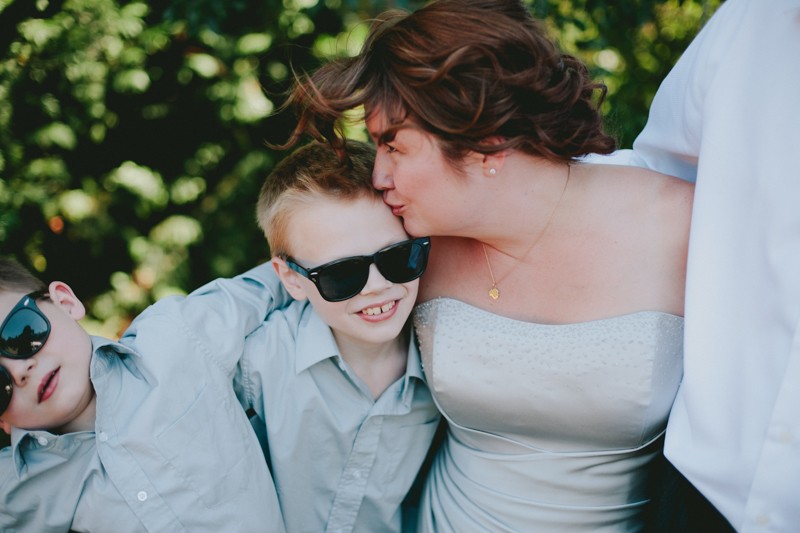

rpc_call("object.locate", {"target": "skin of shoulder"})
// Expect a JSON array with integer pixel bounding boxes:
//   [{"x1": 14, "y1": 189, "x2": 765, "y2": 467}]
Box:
[{"x1": 417, "y1": 164, "x2": 694, "y2": 320}]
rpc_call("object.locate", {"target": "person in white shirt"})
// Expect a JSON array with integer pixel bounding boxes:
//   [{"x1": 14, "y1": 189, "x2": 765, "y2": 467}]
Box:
[{"x1": 630, "y1": 0, "x2": 800, "y2": 530}]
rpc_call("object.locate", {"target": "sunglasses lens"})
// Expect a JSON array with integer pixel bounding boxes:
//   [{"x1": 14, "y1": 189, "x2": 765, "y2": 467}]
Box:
[
  {"x1": 0, "y1": 366, "x2": 12, "y2": 416},
  {"x1": 0, "y1": 307, "x2": 50, "y2": 358},
  {"x1": 316, "y1": 258, "x2": 371, "y2": 301},
  {"x1": 376, "y1": 240, "x2": 428, "y2": 283}
]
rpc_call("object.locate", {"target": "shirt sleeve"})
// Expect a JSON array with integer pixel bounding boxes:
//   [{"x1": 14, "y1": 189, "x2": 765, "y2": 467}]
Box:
[
  {"x1": 124, "y1": 261, "x2": 294, "y2": 373},
  {"x1": 630, "y1": 0, "x2": 743, "y2": 182}
]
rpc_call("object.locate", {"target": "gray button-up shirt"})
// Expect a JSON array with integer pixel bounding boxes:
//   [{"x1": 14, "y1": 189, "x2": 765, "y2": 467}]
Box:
[
  {"x1": 236, "y1": 300, "x2": 441, "y2": 533},
  {"x1": 0, "y1": 265, "x2": 290, "y2": 532}
]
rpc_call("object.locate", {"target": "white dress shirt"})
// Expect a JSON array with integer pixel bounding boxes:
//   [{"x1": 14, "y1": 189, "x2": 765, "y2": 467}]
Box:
[{"x1": 629, "y1": 0, "x2": 800, "y2": 530}]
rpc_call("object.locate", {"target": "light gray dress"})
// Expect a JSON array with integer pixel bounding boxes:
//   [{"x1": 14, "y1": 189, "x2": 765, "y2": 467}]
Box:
[{"x1": 413, "y1": 298, "x2": 683, "y2": 532}]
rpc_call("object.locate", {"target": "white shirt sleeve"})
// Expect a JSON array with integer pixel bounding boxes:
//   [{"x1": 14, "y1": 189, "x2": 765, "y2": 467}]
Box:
[{"x1": 629, "y1": 1, "x2": 800, "y2": 530}]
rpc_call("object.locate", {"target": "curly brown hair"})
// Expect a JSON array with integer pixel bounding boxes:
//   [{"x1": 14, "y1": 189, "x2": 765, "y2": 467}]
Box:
[{"x1": 285, "y1": 0, "x2": 616, "y2": 166}]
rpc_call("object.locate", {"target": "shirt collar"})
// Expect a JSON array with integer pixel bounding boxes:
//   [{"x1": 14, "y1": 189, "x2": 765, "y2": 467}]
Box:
[
  {"x1": 9, "y1": 427, "x2": 95, "y2": 479},
  {"x1": 294, "y1": 304, "x2": 341, "y2": 374},
  {"x1": 292, "y1": 303, "x2": 426, "y2": 400},
  {"x1": 399, "y1": 327, "x2": 425, "y2": 404},
  {"x1": 90, "y1": 335, "x2": 139, "y2": 359}
]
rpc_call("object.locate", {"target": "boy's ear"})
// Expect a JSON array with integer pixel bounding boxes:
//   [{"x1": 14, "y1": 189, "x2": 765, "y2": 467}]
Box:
[
  {"x1": 47, "y1": 281, "x2": 86, "y2": 321},
  {"x1": 0, "y1": 419, "x2": 12, "y2": 435},
  {"x1": 271, "y1": 258, "x2": 307, "y2": 302}
]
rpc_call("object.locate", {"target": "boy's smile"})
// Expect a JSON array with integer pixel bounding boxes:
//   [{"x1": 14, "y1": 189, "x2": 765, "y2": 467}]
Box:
[{"x1": 278, "y1": 195, "x2": 420, "y2": 351}]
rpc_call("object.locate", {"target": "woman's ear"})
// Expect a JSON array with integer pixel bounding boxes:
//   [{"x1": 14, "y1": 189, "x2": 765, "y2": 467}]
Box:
[
  {"x1": 477, "y1": 136, "x2": 508, "y2": 177},
  {"x1": 47, "y1": 281, "x2": 86, "y2": 321},
  {"x1": 271, "y1": 258, "x2": 308, "y2": 301}
]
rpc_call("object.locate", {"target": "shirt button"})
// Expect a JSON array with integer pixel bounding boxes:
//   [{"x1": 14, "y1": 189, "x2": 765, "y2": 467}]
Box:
[
  {"x1": 778, "y1": 430, "x2": 793, "y2": 444},
  {"x1": 353, "y1": 470, "x2": 361, "y2": 480},
  {"x1": 756, "y1": 513, "x2": 770, "y2": 526},
  {"x1": 97, "y1": 432, "x2": 108, "y2": 442},
  {"x1": 137, "y1": 491, "x2": 148, "y2": 502},
  {"x1": 36, "y1": 436, "x2": 48, "y2": 446}
]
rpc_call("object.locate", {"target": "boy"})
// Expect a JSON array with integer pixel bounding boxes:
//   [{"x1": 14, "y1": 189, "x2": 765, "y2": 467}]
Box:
[
  {"x1": 235, "y1": 140, "x2": 441, "y2": 532},
  {"x1": 0, "y1": 257, "x2": 289, "y2": 532}
]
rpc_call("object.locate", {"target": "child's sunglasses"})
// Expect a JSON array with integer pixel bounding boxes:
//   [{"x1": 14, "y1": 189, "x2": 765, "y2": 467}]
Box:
[
  {"x1": 1, "y1": 291, "x2": 51, "y2": 416},
  {"x1": 285, "y1": 237, "x2": 431, "y2": 302}
]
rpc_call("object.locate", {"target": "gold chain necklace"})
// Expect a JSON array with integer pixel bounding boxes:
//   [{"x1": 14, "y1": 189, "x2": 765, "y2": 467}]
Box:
[{"x1": 481, "y1": 164, "x2": 571, "y2": 300}]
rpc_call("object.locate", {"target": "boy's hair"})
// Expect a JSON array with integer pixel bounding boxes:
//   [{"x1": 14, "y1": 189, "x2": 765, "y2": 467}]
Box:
[
  {"x1": 256, "y1": 140, "x2": 380, "y2": 257},
  {"x1": 0, "y1": 257, "x2": 45, "y2": 295}
]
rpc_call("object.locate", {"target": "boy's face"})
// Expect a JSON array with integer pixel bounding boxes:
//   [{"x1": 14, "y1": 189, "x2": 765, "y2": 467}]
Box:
[
  {"x1": 275, "y1": 195, "x2": 420, "y2": 347},
  {"x1": 0, "y1": 284, "x2": 95, "y2": 435}
]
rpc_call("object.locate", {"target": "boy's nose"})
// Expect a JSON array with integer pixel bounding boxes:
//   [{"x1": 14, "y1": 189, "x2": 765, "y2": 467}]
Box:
[
  {"x1": 361, "y1": 264, "x2": 393, "y2": 295},
  {"x1": 1, "y1": 357, "x2": 36, "y2": 387}
]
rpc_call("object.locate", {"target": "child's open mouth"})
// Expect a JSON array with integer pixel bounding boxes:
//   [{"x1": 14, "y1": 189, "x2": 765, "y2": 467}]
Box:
[{"x1": 361, "y1": 300, "x2": 396, "y2": 316}]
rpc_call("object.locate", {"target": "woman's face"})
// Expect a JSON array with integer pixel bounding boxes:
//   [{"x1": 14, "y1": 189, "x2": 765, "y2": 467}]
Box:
[{"x1": 366, "y1": 109, "x2": 481, "y2": 238}]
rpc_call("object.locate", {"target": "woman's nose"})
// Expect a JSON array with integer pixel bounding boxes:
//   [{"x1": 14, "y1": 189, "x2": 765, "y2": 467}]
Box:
[{"x1": 372, "y1": 155, "x2": 393, "y2": 190}]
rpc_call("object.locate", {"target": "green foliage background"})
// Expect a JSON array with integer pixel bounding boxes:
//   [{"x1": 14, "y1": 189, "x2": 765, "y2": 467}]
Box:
[{"x1": 1, "y1": 0, "x2": 722, "y2": 339}]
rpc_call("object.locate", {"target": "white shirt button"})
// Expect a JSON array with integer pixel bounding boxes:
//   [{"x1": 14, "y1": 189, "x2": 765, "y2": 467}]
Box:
[
  {"x1": 137, "y1": 491, "x2": 148, "y2": 502},
  {"x1": 97, "y1": 432, "x2": 108, "y2": 442},
  {"x1": 756, "y1": 513, "x2": 770, "y2": 526},
  {"x1": 353, "y1": 470, "x2": 361, "y2": 480},
  {"x1": 778, "y1": 430, "x2": 793, "y2": 444},
  {"x1": 36, "y1": 436, "x2": 48, "y2": 446}
]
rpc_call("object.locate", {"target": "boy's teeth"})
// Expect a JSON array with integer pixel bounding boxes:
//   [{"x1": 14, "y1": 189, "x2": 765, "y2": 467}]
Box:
[{"x1": 363, "y1": 301, "x2": 395, "y2": 315}]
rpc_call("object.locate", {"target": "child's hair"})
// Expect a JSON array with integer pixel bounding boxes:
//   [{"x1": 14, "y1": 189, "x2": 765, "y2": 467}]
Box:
[
  {"x1": 256, "y1": 140, "x2": 380, "y2": 257},
  {"x1": 0, "y1": 257, "x2": 45, "y2": 295}
]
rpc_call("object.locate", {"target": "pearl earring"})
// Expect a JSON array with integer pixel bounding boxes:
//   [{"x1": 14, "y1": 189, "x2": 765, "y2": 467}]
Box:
[{"x1": 489, "y1": 168, "x2": 497, "y2": 176}]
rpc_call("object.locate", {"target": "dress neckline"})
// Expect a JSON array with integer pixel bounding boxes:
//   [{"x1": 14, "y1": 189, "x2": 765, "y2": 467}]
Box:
[{"x1": 415, "y1": 296, "x2": 683, "y2": 327}]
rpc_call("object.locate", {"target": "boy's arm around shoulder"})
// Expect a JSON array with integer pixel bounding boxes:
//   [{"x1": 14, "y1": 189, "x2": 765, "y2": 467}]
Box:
[
  {"x1": 125, "y1": 261, "x2": 293, "y2": 373},
  {"x1": 186, "y1": 260, "x2": 293, "y2": 331}
]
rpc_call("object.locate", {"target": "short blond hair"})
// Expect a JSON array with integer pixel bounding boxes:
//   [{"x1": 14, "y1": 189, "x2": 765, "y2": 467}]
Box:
[
  {"x1": 256, "y1": 140, "x2": 380, "y2": 257},
  {"x1": 0, "y1": 257, "x2": 45, "y2": 296}
]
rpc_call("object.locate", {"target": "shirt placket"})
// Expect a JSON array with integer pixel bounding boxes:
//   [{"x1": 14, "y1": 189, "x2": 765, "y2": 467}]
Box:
[{"x1": 325, "y1": 414, "x2": 384, "y2": 533}]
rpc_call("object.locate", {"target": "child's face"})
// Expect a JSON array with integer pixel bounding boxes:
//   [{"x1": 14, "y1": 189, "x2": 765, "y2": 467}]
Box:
[
  {"x1": 276, "y1": 195, "x2": 421, "y2": 347},
  {"x1": 0, "y1": 284, "x2": 95, "y2": 434}
]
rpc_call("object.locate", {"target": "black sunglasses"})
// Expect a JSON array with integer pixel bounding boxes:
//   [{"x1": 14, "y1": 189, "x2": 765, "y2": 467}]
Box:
[
  {"x1": 285, "y1": 237, "x2": 431, "y2": 302},
  {"x1": 1, "y1": 291, "x2": 51, "y2": 416}
]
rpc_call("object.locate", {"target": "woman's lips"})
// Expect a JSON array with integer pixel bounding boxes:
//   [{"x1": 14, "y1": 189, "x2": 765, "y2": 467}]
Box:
[{"x1": 38, "y1": 368, "x2": 60, "y2": 403}]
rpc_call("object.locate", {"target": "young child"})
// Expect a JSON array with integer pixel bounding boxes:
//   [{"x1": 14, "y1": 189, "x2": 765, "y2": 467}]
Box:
[
  {"x1": 0, "y1": 257, "x2": 289, "y2": 532},
  {"x1": 234, "y1": 140, "x2": 441, "y2": 532}
]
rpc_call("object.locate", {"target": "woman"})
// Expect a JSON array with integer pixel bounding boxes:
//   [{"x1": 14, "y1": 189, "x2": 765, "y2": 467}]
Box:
[{"x1": 286, "y1": 0, "x2": 692, "y2": 530}]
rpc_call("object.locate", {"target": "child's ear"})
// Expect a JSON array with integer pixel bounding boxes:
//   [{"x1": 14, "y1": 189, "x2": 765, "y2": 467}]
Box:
[
  {"x1": 47, "y1": 281, "x2": 86, "y2": 321},
  {"x1": 0, "y1": 419, "x2": 12, "y2": 435},
  {"x1": 271, "y1": 258, "x2": 307, "y2": 302}
]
